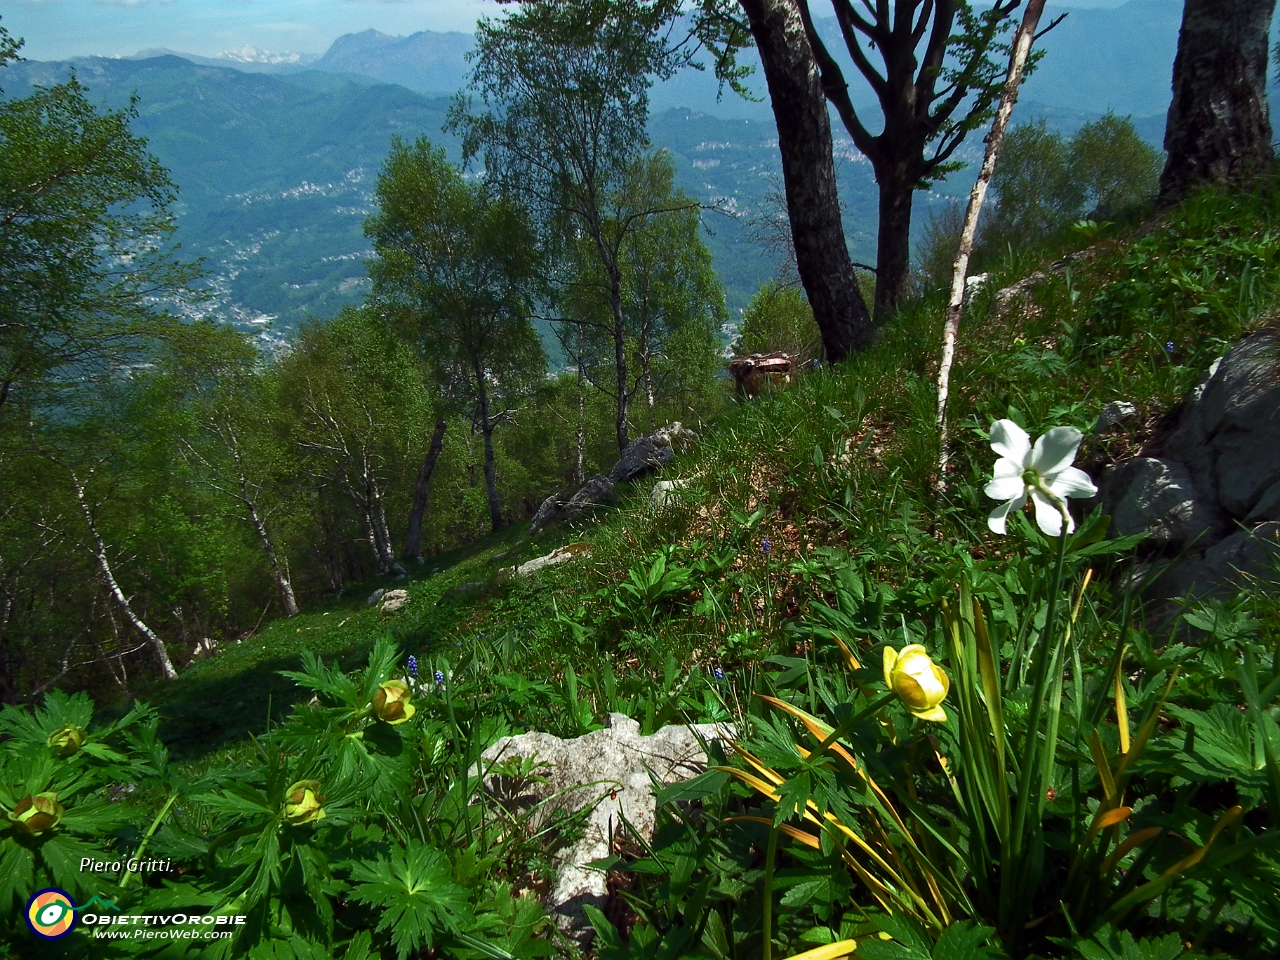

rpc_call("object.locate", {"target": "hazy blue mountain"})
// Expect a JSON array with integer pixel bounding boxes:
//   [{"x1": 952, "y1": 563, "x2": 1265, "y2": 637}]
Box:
[
  {"x1": 119, "y1": 1, "x2": 1192, "y2": 125},
  {"x1": 312, "y1": 30, "x2": 475, "y2": 98},
  {"x1": 9, "y1": 2, "x2": 1269, "y2": 342},
  {"x1": 1, "y1": 56, "x2": 460, "y2": 343},
  {"x1": 0, "y1": 55, "x2": 796, "y2": 337}
]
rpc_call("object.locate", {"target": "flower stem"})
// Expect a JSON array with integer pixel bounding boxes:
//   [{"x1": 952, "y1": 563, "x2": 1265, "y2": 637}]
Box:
[
  {"x1": 762, "y1": 822, "x2": 779, "y2": 960},
  {"x1": 120, "y1": 792, "x2": 178, "y2": 891},
  {"x1": 1008, "y1": 522, "x2": 1069, "y2": 879},
  {"x1": 808, "y1": 692, "x2": 898, "y2": 764}
]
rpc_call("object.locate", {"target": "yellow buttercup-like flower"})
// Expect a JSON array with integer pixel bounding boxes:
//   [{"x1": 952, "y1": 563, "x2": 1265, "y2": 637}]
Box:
[
  {"x1": 883, "y1": 644, "x2": 950, "y2": 722},
  {"x1": 8, "y1": 792, "x2": 66, "y2": 836},
  {"x1": 283, "y1": 781, "x2": 326, "y2": 825},
  {"x1": 371, "y1": 680, "x2": 416, "y2": 725},
  {"x1": 47, "y1": 724, "x2": 87, "y2": 757}
]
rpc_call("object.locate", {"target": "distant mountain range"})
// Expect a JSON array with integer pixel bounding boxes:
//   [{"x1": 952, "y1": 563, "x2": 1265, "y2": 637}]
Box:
[
  {"x1": 110, "y1": 1, "x2": 1203, "y2": 126},
  {"x1": 119, "y1": 2, "x2": 1195, "y2": 123},
  {"x1": 5, "y1": 0, "x2": 1274, "y2": 341}
]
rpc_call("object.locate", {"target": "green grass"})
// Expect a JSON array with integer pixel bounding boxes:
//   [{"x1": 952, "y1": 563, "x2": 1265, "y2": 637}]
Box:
[
  {"x1": 145, "y1": 178, "x2": 1280, "y2": 764},
  {"x1": 66, "y1": 179, "x2": 1280, "y2": 960}
]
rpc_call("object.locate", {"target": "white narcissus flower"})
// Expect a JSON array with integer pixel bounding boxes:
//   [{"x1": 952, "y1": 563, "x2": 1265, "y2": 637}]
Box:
[{"x1": 984, "y1": 419, "x2": 1097, "y2": 537}]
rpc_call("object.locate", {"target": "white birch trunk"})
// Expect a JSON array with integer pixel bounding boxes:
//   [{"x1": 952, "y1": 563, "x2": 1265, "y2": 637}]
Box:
[{"x1": 935, "y1": 0, "x2": 1049, "y2": 484}]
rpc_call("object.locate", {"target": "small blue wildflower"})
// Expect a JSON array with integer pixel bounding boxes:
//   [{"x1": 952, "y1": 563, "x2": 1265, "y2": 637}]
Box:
[
  {"x1": 761, "y1": 538, "x2": 772, "y2": 555},
  {"x1": 435, "y1": 670, "x2": 446, "y2": 687},
  {"x1": 407, "y1": 655, "x2": 419, "y2": 679},
  {"x1": 1165, "y1": 341, "x2": 1175, "y2": 355},
  {"x1": 713, "y1": 667, "x2": 724, "y2": 681}
]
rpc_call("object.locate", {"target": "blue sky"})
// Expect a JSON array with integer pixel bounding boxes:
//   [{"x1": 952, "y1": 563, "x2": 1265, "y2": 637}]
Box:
[{"x1": 3, "y1": 0, "x2": 1158, "y2": 63}]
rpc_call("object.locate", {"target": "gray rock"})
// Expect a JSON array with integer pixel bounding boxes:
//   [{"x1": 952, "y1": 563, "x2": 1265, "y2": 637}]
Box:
[
  {"x1": 530, "y1": 476, "x2": 616, "y2": 533},
  {"x1": 366, "y1": 588, "x2": 385, "y2": 607},
  {"x1": 1095, "y1": 401, "x2": 1138, "y2": 435},
  {"x1": 473, "y1": 713, "x2": 734, "y2": 946},
  {"x1": 532, "y1": 424, "x2": 698, "y2": 533},
  {"x1": 1103, "y1": 458, "x2": 1226, "y2": 548},
  {"x1": 651, "y1": 478, "x2": 690, "y2": 510},
  {"x1": 379, "y1": 589, "x2": 409, "y2": 613},
  {"x1": 1156, "y1": 522, "x2": 1280, "y2": 605},
  {"x1": 609, "y1": 423, "x2": 699, "y2": 484},
  {"x1": 1246, "y1": 479, "x2": 1280, "y2": 524},
  {"x1": 512, "y1": 543, "x2": 593, "y2": 577},
  {"x1": 440, "y1": 581, "x2": 485, "y2": 603},
  {"x1": 529, "y1": 492, "x2": 568, "y2": 533},
  {"x1": 609, "y1": 437, "x2": 675, "y2": 484},
  {"x1": 563, "y1": 476, "x2": 616, "y2": 521},
  {"x1": 1164, "y1": 330, "x2": 1280, "y2": 518},
  {"x1": 651, "y1": 421, "x2": 699, "y2": 451}
]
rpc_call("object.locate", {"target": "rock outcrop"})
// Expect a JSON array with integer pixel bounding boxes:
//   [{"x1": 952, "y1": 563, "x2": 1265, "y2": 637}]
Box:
[
  {"x1": 379, "y1": 589, "x2": 408, "y2": 613},
  {"x1": 508, "y1": 542, "x2": 594, "y2": 578},
  {"x1": 473, "y1": 713, "x2": 734, "y2": 946},
  {"x1": 531, "y1": 424, "x2": 699, "y2": 533},
  {"x1": 1100, "y1": 328, "x2": 1280, "y2": 607}
]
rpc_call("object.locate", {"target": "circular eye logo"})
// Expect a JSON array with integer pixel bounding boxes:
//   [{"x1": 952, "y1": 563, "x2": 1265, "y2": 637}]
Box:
[{"x1": 26, "y1": 888, "x2": 77, "y2": 940}]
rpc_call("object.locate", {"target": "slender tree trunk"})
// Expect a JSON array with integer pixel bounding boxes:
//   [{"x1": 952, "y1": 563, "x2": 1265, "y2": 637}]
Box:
[
  {"x1": 1159, "y1": 0, "x2": 1276, "y2": 204},
  {"x1": 357, "y1": 439, "x2": 395, "y2": 573},
  {"x1": 404, "y1": 418, "x2": 446, "y2": 559},
  {"x1": 373, "y1": 492, "x2": 393, "y2": 569},
  {"x1": 222, "y1": 426, "x2": 298, "y2": 616},
  {"x1": 575, "y1": 350, "x2": 586, "y2": 487},
  {"x1": 873, "y1": 168, "x2": 916, "y2": 323},
  {"x1": 474, "y1": 362, "x2": 504, "y2": 532},
  {"x1": 640, "y1": 350, "x2": 656, "y2": 433},
  {"x1": 609, "y1": 268, "x2": 630, "y2": 452},
  {"x1": 242, "y1": 484, "x2": 298, "y2": 616},
  {"x1": 69, "y1": 470, "x2": 177, "y2": 680},
  {"x1": 738, "y1": 0, "x2": 875, "y2": 363},
  {"x1": 935, "y1": 0, "x2": 1047, "y2": 484}
]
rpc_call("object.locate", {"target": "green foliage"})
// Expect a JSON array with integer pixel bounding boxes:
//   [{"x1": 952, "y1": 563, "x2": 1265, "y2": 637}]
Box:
[
  {"x1": 0, "y1": 50, "x2": 201, "y2": 419},
  {"x1": 736, "y1": 282, "x2": 822, "y2": 363},
  {"x1": 0, "y1": 639, "x2": 558, "y2": 956},
  {"x1": 982, "y1": 115, "x2": 1161, "y2": 260},
  {"x1": 368, "y1": 135, "x2": 546, "y2": 530}
]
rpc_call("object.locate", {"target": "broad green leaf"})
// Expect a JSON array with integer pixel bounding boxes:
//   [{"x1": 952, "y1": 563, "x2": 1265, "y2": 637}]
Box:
[{"x1": 349, "y1": 839, "x2": 470, "y2": 960}]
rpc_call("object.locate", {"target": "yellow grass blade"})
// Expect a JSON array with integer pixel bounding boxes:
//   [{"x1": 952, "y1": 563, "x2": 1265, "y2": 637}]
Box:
[
  {"x1": 1161, "y1": 806, "x2": 1243, "y2": 877},
  {"x1": 1100, "y1": 826, "x2": 1163, "y2": 876},
  {"x1": 781, "y1": 940, "x2": 859, "y2": 960},
  {"x1": 1113, "y1": 645, "x2": 1131, "y2": 755},
  {"x1": 1083, "y1": 805, "x2": 1132, "y2": 847},
  {"x1": 833, "y1": 635, "x2": 863, "y2": 671},
  {"x1": 1090, "y1": 730, "x2": 1117, "y2": 802}
]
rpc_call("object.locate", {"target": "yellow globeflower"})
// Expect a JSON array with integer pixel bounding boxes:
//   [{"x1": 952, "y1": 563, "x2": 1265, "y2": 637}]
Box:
[
  {"x1": 283, "y1": 781, "x2": 326, "y2": 825},
  {"x1": 47, "y1": 724, "x2": 87, "y2": 757},
  {"x1": 371, "y1": 680, "x2": 416, "y2": 725},
  {"x1": 883, "y1": 644, "x2": 950, "y2": 722},
  {"x1": 8, "y1": 792, "x2": 65, "y2": 836}
]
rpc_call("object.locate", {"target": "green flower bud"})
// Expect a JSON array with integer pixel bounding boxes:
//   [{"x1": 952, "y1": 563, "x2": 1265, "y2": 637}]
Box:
[
  {"x1": 371, "y1": 680, "x2": 416, "y2": 725},
  {"x1": 47, "y1": 724, "x2": 87, "y2": 757},
  {"x1": 283, "y1": 781, "x2": 326, "y2": 825},
  {"x1": 8, "y1": 792, "x2": 65, "y2": 836}
]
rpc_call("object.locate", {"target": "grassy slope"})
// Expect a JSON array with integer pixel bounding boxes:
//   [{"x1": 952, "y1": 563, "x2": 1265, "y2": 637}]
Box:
[{"x1": 145, "y1": 180, "x2": 1280, "y2": 766}]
